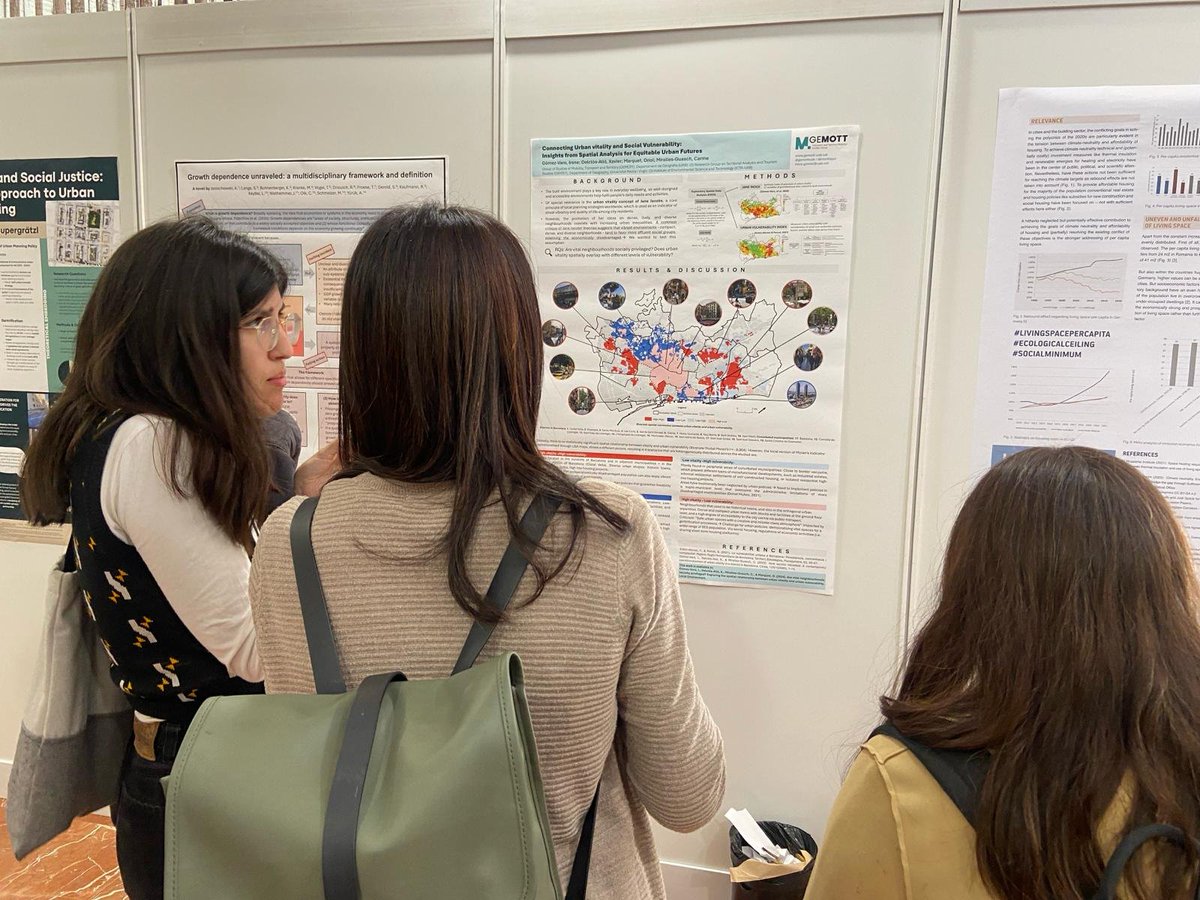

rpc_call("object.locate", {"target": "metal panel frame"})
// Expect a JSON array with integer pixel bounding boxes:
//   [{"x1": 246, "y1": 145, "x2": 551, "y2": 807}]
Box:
[
  {"x1": 506, "y1": 0, "x2": 941, "y2": 39},
  {"x1": 133, "y1": 0, "x2": 493, "y2": 55},
  {"x1": 0, "y1": 8, "x2": 125, "y2": 63}
]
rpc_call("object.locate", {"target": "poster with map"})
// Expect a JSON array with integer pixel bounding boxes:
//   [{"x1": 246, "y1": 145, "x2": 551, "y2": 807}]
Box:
[{"x1": 532, "y1": 128, "x2": 860, "y2": 593}]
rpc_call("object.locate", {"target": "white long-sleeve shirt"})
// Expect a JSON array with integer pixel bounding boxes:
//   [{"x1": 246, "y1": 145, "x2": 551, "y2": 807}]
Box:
[{"x1": 99, "y1": 414, "x2": 263, "y2": 685}]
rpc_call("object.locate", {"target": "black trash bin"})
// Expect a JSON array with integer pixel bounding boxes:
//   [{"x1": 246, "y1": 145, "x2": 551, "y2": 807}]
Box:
[{"x1": 729, "y1": 821, "x2": 818, "y2": 899}]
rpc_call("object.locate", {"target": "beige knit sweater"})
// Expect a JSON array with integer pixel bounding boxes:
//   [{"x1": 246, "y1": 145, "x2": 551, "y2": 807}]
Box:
[{"x1": 248, "y1": 474, "x2": 725, "y2": 899}]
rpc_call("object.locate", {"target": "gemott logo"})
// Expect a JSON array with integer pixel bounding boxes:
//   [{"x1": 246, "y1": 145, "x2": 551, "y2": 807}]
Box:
[{"x1": 796, "y1": 134, "x2": 849, "y2": 150}]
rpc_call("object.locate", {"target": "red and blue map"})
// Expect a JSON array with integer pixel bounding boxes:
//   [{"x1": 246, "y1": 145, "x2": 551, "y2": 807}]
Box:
[{"x1": 583, "y1": 289, "x2": 783, "y2": 410}]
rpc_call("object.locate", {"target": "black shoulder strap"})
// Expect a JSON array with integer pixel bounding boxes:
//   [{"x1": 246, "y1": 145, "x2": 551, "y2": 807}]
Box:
[
  {"x1": 1091, "y1": 823, "x2": 1200, "y2": 900},
  {"x1": 320, "y1": 670, "x2": 407, "y2": 900},
  {"x1": 872, "y1": 723, "x2": 1200, "y2": 900},
  {"x1": 870, "y1": 721, "x2": 991, "y2": 828},
  {"x1": 451, "y1": 493, "x2": 561, "y2": 674},
  {"x1": 291, "y1": 492, "x2": 562, "y2": 685},
  {"x1": 290, "y1": 496, "x2": 346, "y2": 694},
  {"x1": 448, "y1": 494, "x2": 598, "y2": 900},
  {"x1": 565, "y1": 791, "x2": 598, "y2": 900}
]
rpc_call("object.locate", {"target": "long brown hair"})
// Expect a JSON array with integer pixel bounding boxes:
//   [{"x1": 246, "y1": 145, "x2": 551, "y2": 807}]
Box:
[
  {"x1": 22, "y1": 217, "x2": 287, "y2": 551},
  {"x1": 338, "y1": 203, "x2": 629, "y2": 622},
  {"x1": 884, "y1": 446, "x2": 1200, "y2": 898}
]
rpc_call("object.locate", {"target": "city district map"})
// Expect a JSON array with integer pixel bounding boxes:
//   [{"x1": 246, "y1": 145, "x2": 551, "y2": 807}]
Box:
[{"x1": 582, "y1": 288, "x2": 784, "y2": 411}]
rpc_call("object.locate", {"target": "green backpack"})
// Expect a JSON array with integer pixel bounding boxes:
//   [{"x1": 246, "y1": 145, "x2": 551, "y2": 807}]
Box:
[{"x1": 163, "y1": 494, "x2": 596, "y2": 899}]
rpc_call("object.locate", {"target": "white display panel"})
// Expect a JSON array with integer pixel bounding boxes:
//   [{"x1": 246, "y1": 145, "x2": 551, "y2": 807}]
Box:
[{"x1": 507, "y1": 14, "x2": 945, "y2": 869}]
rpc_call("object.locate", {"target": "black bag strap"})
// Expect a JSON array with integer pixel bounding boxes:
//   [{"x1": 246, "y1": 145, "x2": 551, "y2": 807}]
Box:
[
  {"x1": 870, "y1": 721, "x2": 991, "y2": 828},
  {"x1": 1092, "y1": 824, "x2": 1200, "y2": 900},
  {"x1": 452, "y1": 493, "x2": 561, "y2": 674},
  {"x1": 290, "y1": 497, "x2": 346, "y2": 694},
  {"x1": 873, "y1": 723, "x2": 1200, "y2": 900},
  {"x1": 321, "y1": 670, "x2": 407, "y2": 900},
  {"x1": 447, "y1": 493, "x2": 598, "y2": 899},
  {"x1": 565, "y1": 789, "x2": 599, "y2": 900}
]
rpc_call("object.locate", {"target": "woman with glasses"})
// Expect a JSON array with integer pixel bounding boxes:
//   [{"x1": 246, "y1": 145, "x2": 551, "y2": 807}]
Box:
[{"x1": 22, "y1": 216, "x2": 299, "y2": 900}]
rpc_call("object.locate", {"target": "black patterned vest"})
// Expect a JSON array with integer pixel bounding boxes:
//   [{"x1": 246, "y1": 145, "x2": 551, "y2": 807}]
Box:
[{"x1": 69, "y1": 412, "x2": 262, "y2": 724}]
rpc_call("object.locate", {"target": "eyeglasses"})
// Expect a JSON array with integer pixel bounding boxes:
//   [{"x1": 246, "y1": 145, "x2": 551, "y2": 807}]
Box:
[{"x1": 241, "y1": 312, "x2": 301, "y2": 350}]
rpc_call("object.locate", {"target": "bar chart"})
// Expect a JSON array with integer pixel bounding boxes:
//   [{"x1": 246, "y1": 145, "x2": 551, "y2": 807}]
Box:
[
  {"x1": 1167, "y1": 340, "x2": 1199, "y2": 388},
  {"x1": 1150, "y1": 168, "x2": 1200, "y2": 196},
  {"x1": 1153, "y1": 116, "x2": 1200, "y2": 149},
  {"x1": 1134, "y1": 342, "x2": 1200, "y2": 436}
]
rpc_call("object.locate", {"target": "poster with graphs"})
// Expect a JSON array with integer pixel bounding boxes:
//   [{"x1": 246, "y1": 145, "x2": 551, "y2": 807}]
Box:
[
  {"x1": 531, "y1": 127, "x2": 861, "y2": 593},
  {"x1": 975, "y1": 86, "x2": 1200, "y2": 556}
]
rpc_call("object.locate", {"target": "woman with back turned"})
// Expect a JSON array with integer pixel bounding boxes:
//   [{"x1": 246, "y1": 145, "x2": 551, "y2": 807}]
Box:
[
  {"x1": 806, "y1": 446, "x2": 1200, "y2": 899},
  {"x1": 248, "y1": 204, "x2": 726, "y2": 899}
]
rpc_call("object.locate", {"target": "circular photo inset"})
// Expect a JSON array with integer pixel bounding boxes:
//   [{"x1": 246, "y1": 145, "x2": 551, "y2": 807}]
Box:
[
  {"x1": 542, "y1": 319, "x2": 567, "y2": 347},
  {"x1": 727, "y1": 278, "x2": 757, "y2": 308},
  {"x1": 663, "y1": 278, "x2": 689, "y2": 304},
  {"x1": 807, "y1": 306, "x2": 838, "y2": 335},
  {"x1": 552, "y1": 282, "x2": 579, "y2": 310},
  {"x1": 598, "y1": 282, "x2": 626, "y2": 311},
  {"x1": 568, "y1": 386, "x2": 596, "y2": 415},
  {"x1": 782, "y1": 279, "x2": 813, "y2": 309},
  {"x1": 549, "y1": 354, "x2": 575, "y2": 380},
  {"x1": 787, "y1": 380, "x2": 817, "y2": 409},
  {"x1": 793, "y1": 343, "x2": 823, "y2": 372},
  {"x1": 57, "y1": 359, "x2": 72, "y2": 386},
  {"x1": 695, "y1": 301, "x2": 722, "y2": 327}
]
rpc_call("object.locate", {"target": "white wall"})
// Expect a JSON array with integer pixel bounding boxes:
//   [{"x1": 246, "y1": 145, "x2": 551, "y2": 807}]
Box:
[
  {"x1": 4, "y1": 0, "x2": 1200, "y2": 893},
  {"x1": 504, "y1": 11, "x2": 946, "y2": 870}
]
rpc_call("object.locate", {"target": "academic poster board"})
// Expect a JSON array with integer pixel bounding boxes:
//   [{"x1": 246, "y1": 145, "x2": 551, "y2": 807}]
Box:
[
  {"x1": 531, "y1": 127, "x2": 861, "y2": 595},
  {"x1": 0, "y1": 156, "x2": 119, "y2": 519}
]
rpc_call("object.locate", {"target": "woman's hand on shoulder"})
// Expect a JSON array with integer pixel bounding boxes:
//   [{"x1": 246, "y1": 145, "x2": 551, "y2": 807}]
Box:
[{"x1": 294, "y1": 441, "x2": 341, "y2": 496}]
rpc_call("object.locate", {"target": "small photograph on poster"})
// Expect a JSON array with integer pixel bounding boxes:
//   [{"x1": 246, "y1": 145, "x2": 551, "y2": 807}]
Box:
[{"x1": 46, "y1": 201, "x2": 120, "y2": 268}]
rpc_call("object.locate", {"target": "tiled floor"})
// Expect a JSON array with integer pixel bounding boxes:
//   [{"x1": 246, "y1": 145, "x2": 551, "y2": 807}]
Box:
[{"x1": 0, "y1": 799, "x2": 127, "y2": 898}]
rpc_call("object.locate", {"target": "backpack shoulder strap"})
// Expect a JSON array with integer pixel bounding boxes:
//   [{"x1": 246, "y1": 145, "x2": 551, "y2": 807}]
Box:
[
  {"x1": 451, "y1": 493, "x2": 561, "y2": 674},
  {"x1": 448, "y1": 493, "x2": 602, "y2": 899},
  {"x1": 565, "y1": 789, "x2": 598, "y2": 900},
  {"x1": 872, "y1": 725, "x2": 1200, "y2": 900},
  {"x1": 289, "y1": 496, "x2": 347, "y2": 695},
  {"x1": 869, "y1": 721, "x2": 991, "y2": 828},
  {"x1": 1092, "y1": 824, "x2": 1200, "y2": 900}
]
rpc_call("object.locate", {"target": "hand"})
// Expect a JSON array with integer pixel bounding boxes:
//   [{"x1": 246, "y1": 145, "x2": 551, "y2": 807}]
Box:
[{"x1": 294, "y1": 441, "x2": 341, "y2": 497}]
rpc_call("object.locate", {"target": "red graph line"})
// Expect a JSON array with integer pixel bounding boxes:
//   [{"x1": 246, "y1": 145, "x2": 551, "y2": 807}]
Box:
[{"x1": 1018, "y1": 370, "x2": 1109, "y2": 409}]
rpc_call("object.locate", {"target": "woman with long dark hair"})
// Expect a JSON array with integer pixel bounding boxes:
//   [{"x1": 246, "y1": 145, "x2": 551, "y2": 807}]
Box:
[
  {"x1": 248, "y1": 204, "x2": 725, "y2": 899},
  {"x1": 22, "y1": 216, "x2": 296, "y2": 899},
  {"x1": 806, "y1": 446, "x2": 1200, "y2": 899}
]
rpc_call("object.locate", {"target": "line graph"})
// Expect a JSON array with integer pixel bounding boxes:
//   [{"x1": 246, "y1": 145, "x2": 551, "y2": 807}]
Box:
[
  {"x1": 1008, "y1": 366, "x2": 1115, "y2": 428},
  {"x1": 1018, "y1": 370, "x2": 1109, "y2": 410},
  {"x1": 1016, "y1": 253, "x2": 1125, "y2": 312}
]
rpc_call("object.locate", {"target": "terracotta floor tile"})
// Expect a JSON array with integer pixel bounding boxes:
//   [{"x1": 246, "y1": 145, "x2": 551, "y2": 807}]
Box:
[{"x1": 0, "y1": 799, "x2": 126, "y2": 899}]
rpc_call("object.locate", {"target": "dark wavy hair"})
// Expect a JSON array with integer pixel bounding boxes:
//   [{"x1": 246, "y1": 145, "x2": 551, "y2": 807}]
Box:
[
  {"x1": 22, "y1": 216, "x2": 287, "y2": 551},
  {"x1": 884, "y1": 446, "x2": 1200, "y2": 899},
  {"x1": 338, "y1": 203, "x2": 629, "y2": 622}
]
